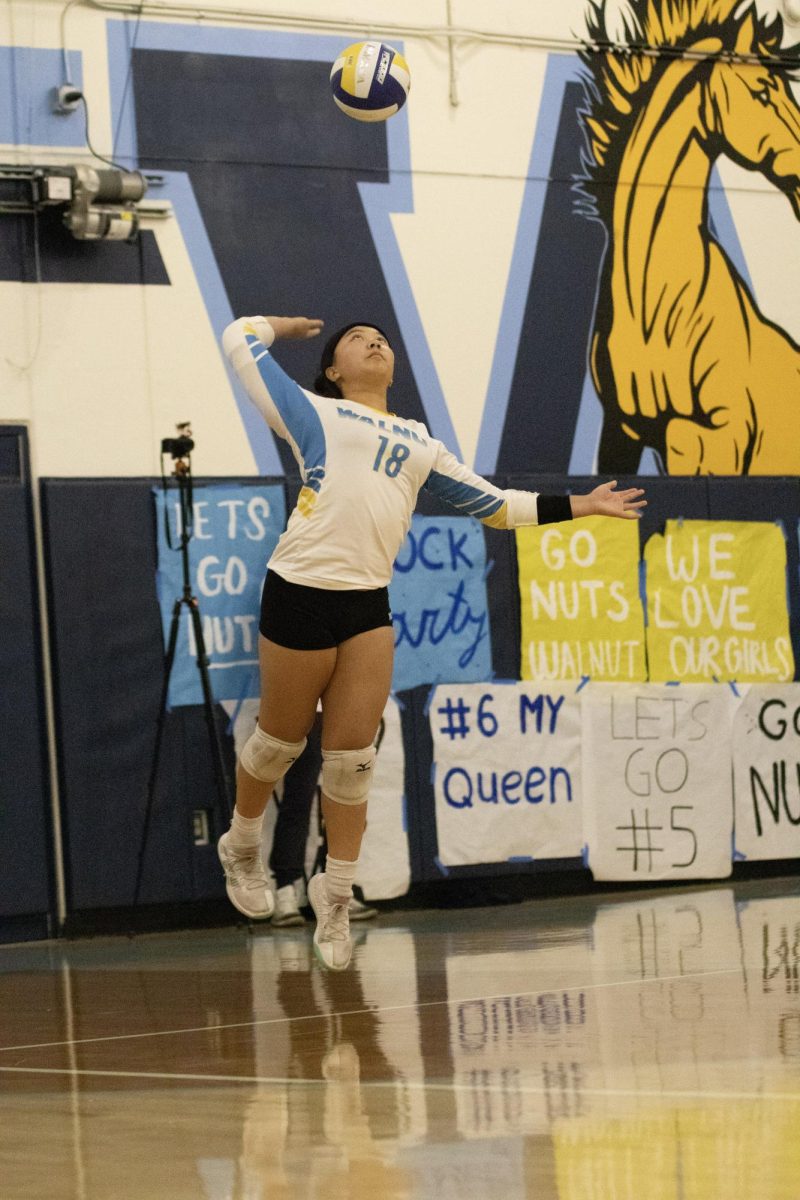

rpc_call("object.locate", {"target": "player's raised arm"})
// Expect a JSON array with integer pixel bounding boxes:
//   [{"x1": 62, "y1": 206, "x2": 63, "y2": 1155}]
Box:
[
  {"x1": 264, "y1": 316, "x2": 324, "y2": 341},
  {"x1": 221, "y1": 315, "x2": 324, "y2": 440}
]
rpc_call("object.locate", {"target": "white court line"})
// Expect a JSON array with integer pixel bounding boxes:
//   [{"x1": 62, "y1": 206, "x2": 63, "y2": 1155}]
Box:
[
  {"x1": 0, "y1": 967, "x2": 741, "y2": 1054},
  {"x1": 0, "y1": 1064, "x2": 797, "y2": 1106}
]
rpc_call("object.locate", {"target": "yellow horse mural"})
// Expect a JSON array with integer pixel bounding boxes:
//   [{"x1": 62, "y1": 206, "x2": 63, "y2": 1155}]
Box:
[{"x1": 582, "y1": 0, "x2": 800, "y2": 474}]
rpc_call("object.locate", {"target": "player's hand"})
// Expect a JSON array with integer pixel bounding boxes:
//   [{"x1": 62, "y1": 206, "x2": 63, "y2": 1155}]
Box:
[
  {"x1": 265, "y1": 316, "x2": 324, "y2": 341},
  {"x1": 571, "y1": 481, "x2": 646, "y2": 520}
]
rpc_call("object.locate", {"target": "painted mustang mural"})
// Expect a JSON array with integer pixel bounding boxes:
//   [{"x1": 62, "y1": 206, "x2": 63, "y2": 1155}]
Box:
[{"x1": 582, "y1": 0, "x2": 800, "y2": 474}]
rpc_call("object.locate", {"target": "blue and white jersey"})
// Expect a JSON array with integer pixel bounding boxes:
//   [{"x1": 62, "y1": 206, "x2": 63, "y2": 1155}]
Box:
[{"x1": 223, "y1": 317, "x2": 543, "y2": 589}]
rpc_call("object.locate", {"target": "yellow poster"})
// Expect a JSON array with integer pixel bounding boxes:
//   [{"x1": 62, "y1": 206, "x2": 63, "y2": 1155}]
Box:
[
  {"x1": 517, "y1": 517, "x2": 646, "y2": 682},
  {"x1": 645, "y1": 520, "x2": 794, "y2": 683}
]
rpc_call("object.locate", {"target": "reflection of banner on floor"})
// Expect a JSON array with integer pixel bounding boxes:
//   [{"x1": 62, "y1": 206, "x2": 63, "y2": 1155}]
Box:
[
  {"x1": 581, "y1": 683, "x2": 735, "y2": 882},
  {"x1": 516, "y1": 517, "x2": 646, "y2": 682},
  {"x1": 430, "y1": 681, "x2": 582, "y2": 866},
  {"x1": 732, "y1": 685, "x2": 800, "y2": 861},
  {"x1": 644, "y1": 520, "x2": 794, "y2": 683},
  {"x1": 589, "y1": 889, "x2": 743, "y2": 1076},
  {"x1": 389, "y1": 516, "x2": 492, "y2": 691},
  {"x1": 736, "y1": 895, "x2": 800, "y2": 1066},
  {"x1": 154, "y1": 482, "x2": 285, "y2": 706},
  {"x1": 553, "y1": 934, "x2": 800, "y2": 1200},
  {"x1": 553, "y1": 1096, "x2": 800, "y2": 1198},
  {"x1": 445, "y1": 940, "x2": 596, "y2": 1137}
]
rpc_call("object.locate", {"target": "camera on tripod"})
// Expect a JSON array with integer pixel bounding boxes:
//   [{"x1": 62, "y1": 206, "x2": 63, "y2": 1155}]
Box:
[
  {"x1": 136, "y1": 421, "x2": 231, "y2": 907},
  {"x1": 161, "y1": 422, "x2": 194, "y2": 461},
  {"x1": 159, "y1": 422, "x2": 195, "y2": 544}
]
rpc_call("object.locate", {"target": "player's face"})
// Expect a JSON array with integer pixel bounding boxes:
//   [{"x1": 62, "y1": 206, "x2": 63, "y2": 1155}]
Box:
[{"x1": 330, "y1": 327, "x2": 394, "y2": 390}]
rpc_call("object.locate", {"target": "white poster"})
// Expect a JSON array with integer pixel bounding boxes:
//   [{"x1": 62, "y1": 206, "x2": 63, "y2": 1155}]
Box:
[
  {"x1": 581, "y1": 683, "x2": 735, "y2": 882},
  {"x1": 357, "y1": 696, "x2": 411, "y2": 900},
  {"x1": 430, "y1": 682, "x2": 582, "y2": 866},
  {"x1": 732, "y1": 685, "x2": 800, "y2": 862}
]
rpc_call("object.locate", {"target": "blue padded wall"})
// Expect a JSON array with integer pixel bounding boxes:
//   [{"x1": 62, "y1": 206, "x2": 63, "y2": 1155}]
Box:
[
  {"x1": 40, "y1": 478, "x2": 250, "y2": 913},
  {"x1": 0, "y1": 428, "x2": 53, "y2": 937},
  {"x1": 33, "y1": 473, "x2": 800, "y2": 923}
]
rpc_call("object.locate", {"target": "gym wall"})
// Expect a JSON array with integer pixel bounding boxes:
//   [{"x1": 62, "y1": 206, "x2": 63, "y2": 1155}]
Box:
[{"x1": 2, "y1": 0, "x2": 800, "y2": 938}]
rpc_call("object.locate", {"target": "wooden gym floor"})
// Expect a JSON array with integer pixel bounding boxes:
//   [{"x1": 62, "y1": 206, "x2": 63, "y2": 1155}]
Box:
[{"x1": 1, "y1": 875, "x2": 799, "y2": 1199}]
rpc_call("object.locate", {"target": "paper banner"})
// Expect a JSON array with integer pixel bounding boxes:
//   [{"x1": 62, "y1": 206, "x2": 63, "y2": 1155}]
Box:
[
  {"x1": 516, "y1": 516, "x2": 646, "y2": 682},
  {"x1": 429, "y1": 681, "x2": 582, "y2": 866},
  {"x1": 732, "y1": 685, "x2": 800, "y2": 861},
  {"x1": 155, "y1": 482, "x2": 285, "y2": 706},
  {"x1": 357, "y1": 695, "x2": 411, "y2": 900},
  {"x1": 389, "y1": 515, "x2": 492, "y2": 691},
  {"x1": 581, "y1": 683, "x2": 735, "y2": 882},
  {"x1": 644, "y1": 520, "x2": 794, "y2": 683}
]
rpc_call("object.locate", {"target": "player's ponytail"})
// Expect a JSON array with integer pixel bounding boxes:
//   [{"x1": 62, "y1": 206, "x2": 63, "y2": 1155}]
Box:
[{"x1": 313, "y1": 370, "x2": 343, "y2": 398}]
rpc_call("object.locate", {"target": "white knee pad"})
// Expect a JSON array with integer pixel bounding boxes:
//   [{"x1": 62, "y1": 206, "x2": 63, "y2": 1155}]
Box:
[
  {"x1": 321, "y1": 745, "x2": 376, "y2": 806},
  {"x1": 240, "y1": 726, "x2": 307, "y2": 783}
]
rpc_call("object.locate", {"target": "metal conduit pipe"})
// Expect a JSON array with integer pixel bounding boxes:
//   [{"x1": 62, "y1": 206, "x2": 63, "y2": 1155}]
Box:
[
  {"x1": 69, "y1": 0, "x2": 588, "y2": 48},
  {"x1": 61, "y1": 0, "x2": 800, "y2": 68}
]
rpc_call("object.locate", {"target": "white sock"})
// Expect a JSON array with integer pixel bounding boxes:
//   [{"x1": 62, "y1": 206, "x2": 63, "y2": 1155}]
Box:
[
  {"x1": 228, "y1": 807, "x2": 264, "y2": 852},
  {"x1": 325, "y1": 855, "x2": 357, "y2": 906}
]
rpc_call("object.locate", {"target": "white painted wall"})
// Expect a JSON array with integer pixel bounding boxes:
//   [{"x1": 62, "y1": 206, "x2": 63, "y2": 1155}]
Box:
[{"x1": 1, "y1": 0, "x2": 799, "y2": 476}]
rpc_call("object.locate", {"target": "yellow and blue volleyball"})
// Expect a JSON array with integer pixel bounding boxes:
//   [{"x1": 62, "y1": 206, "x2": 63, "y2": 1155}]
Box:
[{"x1": 330, "y1": 41, "x2": 410, "y2": 122}]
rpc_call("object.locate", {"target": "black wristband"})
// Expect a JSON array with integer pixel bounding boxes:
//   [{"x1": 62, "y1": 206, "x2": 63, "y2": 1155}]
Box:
[{"x1": 536, "y1": 495, "x2": 573, "y2": 524}]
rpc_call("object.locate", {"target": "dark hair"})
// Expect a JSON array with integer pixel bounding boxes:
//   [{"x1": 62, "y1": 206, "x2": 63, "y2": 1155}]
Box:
[{"x1": 313, "y1": 322, "x2": 392, "y2": 397}]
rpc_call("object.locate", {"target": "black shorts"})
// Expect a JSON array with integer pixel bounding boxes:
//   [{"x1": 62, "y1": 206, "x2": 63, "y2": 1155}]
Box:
[{"x1": 259, "y1": 569, "x2": 393, "y2": 650}]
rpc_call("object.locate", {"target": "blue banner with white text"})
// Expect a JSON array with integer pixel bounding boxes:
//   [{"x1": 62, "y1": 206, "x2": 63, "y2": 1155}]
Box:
[
  {"x1": 390, "y1": 515, "x2": 493, "y2": 691},
  {"x1": 154, "y1": 482, "x2": 286, "y2": 707}
]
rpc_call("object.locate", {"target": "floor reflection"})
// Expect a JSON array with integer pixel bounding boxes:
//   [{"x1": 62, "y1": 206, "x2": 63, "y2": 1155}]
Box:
[{"x1": 0, "y1": 878, "x2": 799, "y2": 1198}]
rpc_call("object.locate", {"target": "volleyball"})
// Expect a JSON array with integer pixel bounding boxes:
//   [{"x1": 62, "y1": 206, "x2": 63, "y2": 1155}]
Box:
[{"x1": 330, "y1": 41, "x2": 410, "y2": 122}]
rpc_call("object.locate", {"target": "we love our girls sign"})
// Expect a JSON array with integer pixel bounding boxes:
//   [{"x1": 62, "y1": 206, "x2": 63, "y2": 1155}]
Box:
[{"x1": 644, "y1": 520, "x2": 794, "y2": 682}]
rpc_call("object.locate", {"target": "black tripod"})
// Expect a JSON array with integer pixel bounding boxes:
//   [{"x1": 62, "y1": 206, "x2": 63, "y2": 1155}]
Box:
[{"x1": 133, "y1": 437, "x2": 233, "y2": 908}]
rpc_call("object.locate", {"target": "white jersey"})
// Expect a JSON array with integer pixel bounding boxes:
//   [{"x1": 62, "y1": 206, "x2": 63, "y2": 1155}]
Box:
[{"x1": 223, "y1": 316, "x2": 544, "y2": 590}]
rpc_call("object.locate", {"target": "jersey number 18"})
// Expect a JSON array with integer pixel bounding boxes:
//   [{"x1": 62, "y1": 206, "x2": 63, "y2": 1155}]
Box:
[{"x1": 372, "y1": 436, "x2": 411, "y2": 478}]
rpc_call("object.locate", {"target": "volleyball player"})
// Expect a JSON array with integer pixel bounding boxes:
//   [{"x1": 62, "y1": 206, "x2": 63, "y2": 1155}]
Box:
[{"x1": 218, "y1": 315, "x2": 646, "y2": 970}]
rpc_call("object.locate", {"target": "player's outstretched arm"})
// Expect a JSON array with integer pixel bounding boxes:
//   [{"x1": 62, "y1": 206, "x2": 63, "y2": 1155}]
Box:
[
  {"x1": 425, "y1": 443, "x2": 645, "y2": 529},
  {"x1": 570, "y1": 480, "x2": 646, "y2": 520}
]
